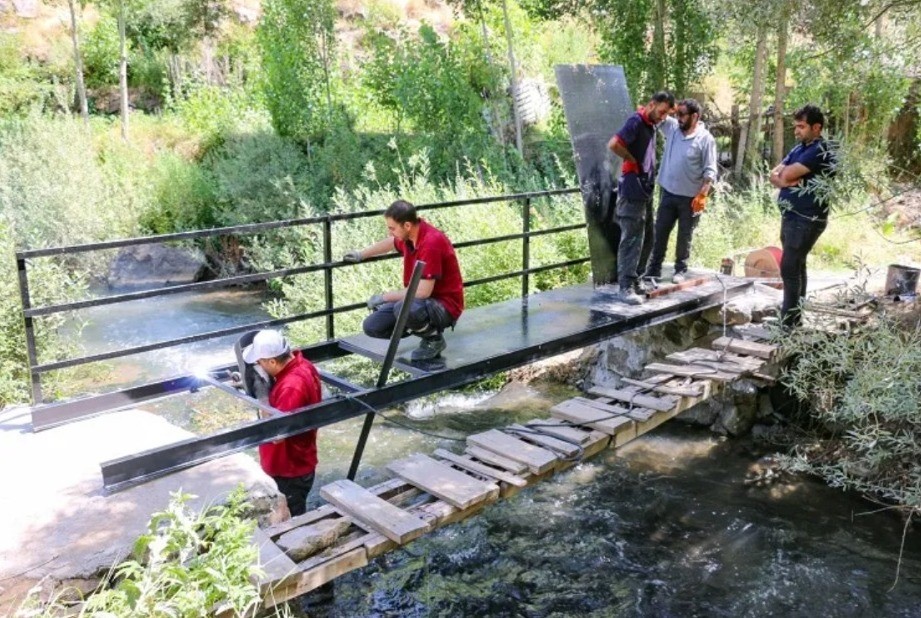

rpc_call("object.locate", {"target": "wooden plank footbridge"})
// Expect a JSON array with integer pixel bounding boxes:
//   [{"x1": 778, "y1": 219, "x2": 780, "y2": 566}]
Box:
[{"x1": 252, "y1": 327, "x2": 779, "y2": 607}]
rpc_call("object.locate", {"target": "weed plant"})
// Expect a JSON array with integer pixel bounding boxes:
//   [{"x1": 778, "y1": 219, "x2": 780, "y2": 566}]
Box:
[{"x1": 15, "y1": 488, "x2": 291, "y2": 618}]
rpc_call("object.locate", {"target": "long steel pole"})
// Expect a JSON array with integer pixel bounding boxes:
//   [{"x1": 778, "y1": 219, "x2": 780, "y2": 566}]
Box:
[{"x1": 346, "y1": 261, "x2": 425, "y2": 480}]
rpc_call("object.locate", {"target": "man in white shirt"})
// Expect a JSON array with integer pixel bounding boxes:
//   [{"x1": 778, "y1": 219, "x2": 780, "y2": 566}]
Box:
[{"x1": 644, "y1": 98, "x2": 717, "y2": 283}]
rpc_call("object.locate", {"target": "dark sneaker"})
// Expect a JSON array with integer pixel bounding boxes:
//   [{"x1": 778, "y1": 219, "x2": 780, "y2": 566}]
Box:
[
  {"x1": 643, "y1": 270, "x2": 662, "y2": 280},
  {"x1": 411, "y1": 334, "x2": 446, "y2": 361},
  {"x1": 615, "y1": 287, "x2": 644, "y2": 305}
]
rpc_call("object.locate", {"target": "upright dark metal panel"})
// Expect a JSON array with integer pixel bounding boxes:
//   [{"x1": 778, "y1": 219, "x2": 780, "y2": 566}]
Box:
[
  {"x1": 554, "y1": 65, "x2": 635, "y2": 286},
  {"x1": 323, "y1": 217, "x2": 335, "y2": 340},
  {"x1": 521, "y1": 198, "x2": 531, "y2": 300}
]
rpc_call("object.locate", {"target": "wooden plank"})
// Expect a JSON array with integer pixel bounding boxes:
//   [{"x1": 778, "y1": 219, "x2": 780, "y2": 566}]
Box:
[
  {"x1": 507, "y1": 424, "x2": 582, "y2": 458},
  {"x1": 712, "y1": 336, "x2": 777, "y2": 360},
  {"x1": 524, "y1": 418, "x2": 592, "y2": 444},
  {"x1": 467, "y1": 429, "x2": 559, "y2": 474},
  {"x1": 572, "y1": 396, "x2": 657, "y2": 422},
  {"x1": 465, "y1": 445, "x2": 529, "y2": 475},
  {"x1": 387, "y1": 453, "x2": 499, "y2": 509},
  {"x1": 620, "y1": 376, "x2": 703, "y2": 397},
  {"x1": 587, "y1": 385, "x2": 677, "y2": 411},
  {"x1": 645, "y1": 362, "x2": 736, "y2": 382},
  {"x1": 666, "y1": 348, "x2": 764, "y2": 373},
  {"x1": 253, "y1": 528, "x2": 298, "y2": 584},
  {"x1": 319, "y1": 480, "x2": 431, "y2": 545},
  {"x1": 263, "y1": 547, "x2": 368, "y2": 609},
  {"x1": 433, "y1": 449, "x2": 528, "y2": 488},
  {"x1": 550, "y1": 399, "x2": 634, "y2": 435}
]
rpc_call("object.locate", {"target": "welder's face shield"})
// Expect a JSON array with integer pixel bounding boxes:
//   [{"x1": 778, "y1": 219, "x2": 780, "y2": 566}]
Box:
[{"x1": 234, "y1": 331, "x2": 273, "y2": 402}]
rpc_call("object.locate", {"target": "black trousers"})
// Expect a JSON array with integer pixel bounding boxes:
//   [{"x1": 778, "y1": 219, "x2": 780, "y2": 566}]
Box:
[
  {"x1": 646, "y1": 188, "x2": 700, "y2": 276},
  {"x1": 780, "y1": 216, "x2": 827, "y2": 328},
  {"x1": 362, "y1": 298, "x2": 453, "y2": 339},
  {"x1": 273, "y1": 472, "x2": 315, "y2": 517},
  {"x1": 615, "y1": 193, "x2": 654, "y2": 289}
]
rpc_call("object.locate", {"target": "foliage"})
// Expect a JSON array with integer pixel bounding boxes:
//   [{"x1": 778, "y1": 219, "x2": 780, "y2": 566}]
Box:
[
  {"x1": 127, "y1": 0, "x2": 226, "y2": 53},
  {"x1": 257, "y1": 0, "x2": 338, "y2": 142},
  {"x1": 778, "y1": 312, "x2": 921, "y2": 511},
  {"x1": 140, "y1": 153, "x2": 217, "y2": 233},
  {"x1": 83, "y1": 14, "x2": 122, "y2": 88},
  {"x1": 16, "y1": 488, "x2": 289, "y2": 617},
  {"x1": 592, "y1": 0, "x2": 718, "y2": 99},
  {"x1": 0, "y1": 34, "x2": 54, "y2": 115}
]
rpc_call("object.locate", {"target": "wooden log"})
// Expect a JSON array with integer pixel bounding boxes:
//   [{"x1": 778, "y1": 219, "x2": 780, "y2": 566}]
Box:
[
  {"x1": 387, "y1": 453, "x2": 499, "y2": 509},
  {"x1": 587, "y1": 385, "x2": 677, "y2": 411},
  {"x1": 320, "y1": 480, "x2": 431, "y2": 545},
  {"x1": 550, "y1": 399, "x2": 634, "y2": 435},
  {"x1": 711, "y1": 336, "x2": 777, "y2": 360},
  {"x1": 644, "y1": 276, "x2": 709, "y2": 298},
  {"x1": 467, "y1": 429, "x2": 558, "y2": 474},
  {"x1": 433, "y1": 448, "x2": 528, "y2": 488}
]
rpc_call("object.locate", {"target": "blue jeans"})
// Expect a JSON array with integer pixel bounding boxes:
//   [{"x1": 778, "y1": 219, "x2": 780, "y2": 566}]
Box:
[
  {"x1": 615, "y1": 193, "x2": 654, "y2": 289},
  {"x1": 646, "y1": 188, "x2": 700, "y2": 276},
  {"x1": 780, "y1": 216, "x2": 827, "y2": 328}
]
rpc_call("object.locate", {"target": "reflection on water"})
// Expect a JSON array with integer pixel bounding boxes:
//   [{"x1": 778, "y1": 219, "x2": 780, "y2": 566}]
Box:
[{"x1": 297, "y1": 424, "x2": 921, "y2": 618}]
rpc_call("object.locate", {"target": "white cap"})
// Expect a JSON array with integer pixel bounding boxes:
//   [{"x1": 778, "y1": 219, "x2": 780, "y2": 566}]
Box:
[{"x1": 241, "y1": 330, "x2": 290, "y2": 363}]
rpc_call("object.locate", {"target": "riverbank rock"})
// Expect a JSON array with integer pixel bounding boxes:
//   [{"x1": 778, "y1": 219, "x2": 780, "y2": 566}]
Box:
[
  {"x1": 107, "y1": 243, "x2": 208, "y2": 289},
  {"x1": 277, "y1": 518, "x2": 352, "y2": 561}
]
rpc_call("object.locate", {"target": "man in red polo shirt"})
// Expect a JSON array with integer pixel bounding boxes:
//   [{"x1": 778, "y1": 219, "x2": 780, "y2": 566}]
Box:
[
  {"x1": 343, "y1": 199, "x2": 464, "y2": 361},
  {"x1": 241, "y1": 329, "x2": 322, "y2": 517}
]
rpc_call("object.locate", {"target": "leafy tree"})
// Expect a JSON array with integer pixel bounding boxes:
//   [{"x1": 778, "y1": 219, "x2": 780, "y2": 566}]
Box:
[
  {"x1": 257, "y1": 0, "x2": 337, "y2": 143},
  {"x1": 591, "y1": 0, "x2": 718, "y2": 100}
]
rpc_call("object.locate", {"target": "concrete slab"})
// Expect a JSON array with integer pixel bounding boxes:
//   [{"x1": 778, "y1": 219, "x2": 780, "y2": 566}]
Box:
[{"x1": 0, "y1": 405, "x2": 284, "y2": 613}]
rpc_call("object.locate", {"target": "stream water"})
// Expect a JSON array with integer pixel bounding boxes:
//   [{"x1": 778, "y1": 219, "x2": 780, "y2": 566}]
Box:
[{"x1": 72, "y1": 290, "x2": 921, "y2": 617}]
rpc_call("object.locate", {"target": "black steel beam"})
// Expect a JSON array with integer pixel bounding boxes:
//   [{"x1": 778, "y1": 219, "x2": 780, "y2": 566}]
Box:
[
  {"x1": 30, "y1": 339, "x2": 349, "y2": 431},
  {"x1": 99, "y1": 281, "x2": 752, "y2": 492}
]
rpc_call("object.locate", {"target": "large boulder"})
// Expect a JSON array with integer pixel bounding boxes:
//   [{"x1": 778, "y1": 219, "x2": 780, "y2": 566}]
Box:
[{"x1": 107, "y1": 243, "x2": 208, "y2": 289}]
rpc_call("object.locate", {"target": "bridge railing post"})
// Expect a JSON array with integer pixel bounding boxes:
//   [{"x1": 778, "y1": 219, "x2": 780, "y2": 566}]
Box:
[
  {"x1": 323, "y1": 217, "x2": 335, "y2": 340},
  {"x1": 521, "y1": 197, "x2": 531, "y2": 302},
  {"x1": 16, "y1": 256, "x2": 42, "y2": 403}
]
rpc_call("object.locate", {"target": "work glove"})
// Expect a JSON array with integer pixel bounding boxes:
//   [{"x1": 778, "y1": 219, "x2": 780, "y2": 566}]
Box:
[
  {"x1": 343, "y1": 250, "x2": 363, "y2": 263},
  {"x1": 691, "y1": 193, "x2": 708, "y2": 214},
  {"x1": 367, "y1": 293, "x2": 386, "y2": 311}
]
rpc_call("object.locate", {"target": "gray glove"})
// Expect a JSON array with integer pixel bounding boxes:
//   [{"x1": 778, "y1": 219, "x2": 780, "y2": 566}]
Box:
[
  {"x1": 343, "y1": 250, "x2": 363, "y2": 263},
  {"x1": 367, "y1": 293, "x2": 385, "y2": 311}
]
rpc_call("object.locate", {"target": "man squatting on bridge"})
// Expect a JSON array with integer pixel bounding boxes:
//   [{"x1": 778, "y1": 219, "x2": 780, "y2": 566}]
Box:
[
  {"x1": 643, "y1": 98, "x2": 717, "y2": 285},
  {"x1": 242, "y1": 329, "x2": 322, "y2": 516},
  {"x1": 344, "y1": 199, "x2": 465, "y2": 361},
  {"x1": 768, "y1": 104, "x2": 836, "y2": 329},
  {"x1": 608, "y1": 91, "x2": 676, "y2": 305}
]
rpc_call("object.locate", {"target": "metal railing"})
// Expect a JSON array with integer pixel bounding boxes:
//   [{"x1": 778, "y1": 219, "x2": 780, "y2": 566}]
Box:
[{"x1": 17, "y1": 187, "x2": 584, "y2": 403}]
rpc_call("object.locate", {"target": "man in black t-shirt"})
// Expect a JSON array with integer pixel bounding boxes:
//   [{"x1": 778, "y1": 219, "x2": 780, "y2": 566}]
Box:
[{"x1": 768, "y1": 104, "x2": 836, "y2": 328}]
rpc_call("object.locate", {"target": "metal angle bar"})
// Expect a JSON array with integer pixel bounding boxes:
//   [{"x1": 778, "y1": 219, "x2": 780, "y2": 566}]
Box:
[
  {"x1": 316, "y1": 369, "x2": 362, "y2": 394},
  {"x1": 100, "y1": 281, "x2": 752, "y2": 491},
  {"x1": 348, "y1": 261, "x2": 425, "y2": 480},
  {"x1": 194, "y1": 374, "x2": 282, "y2": 419},
  {"x1": 30, "y1": 340, "x2": 349, "y2": 431}
]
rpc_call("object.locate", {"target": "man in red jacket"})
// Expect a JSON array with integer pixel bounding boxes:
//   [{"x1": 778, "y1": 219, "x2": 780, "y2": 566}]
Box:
[{"x1": 242, "y1": 329, "x2": 322, "y2": 517}]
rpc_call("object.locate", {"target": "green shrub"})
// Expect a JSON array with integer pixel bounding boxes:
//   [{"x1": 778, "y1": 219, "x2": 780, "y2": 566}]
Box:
[
  {"x1": 16, "y1": 488, "x2": 289, "y2": 617},
  {"x1": 140, "y1": 153, "x2": 217, "y2": 234},
  {"x1": 205, "y1": 131, "x2": 312, "y2": 226},
  {"x1": 779, "y1": 315, "x2": 921, "y2": 511},
  {"x1": 0, "y1": 34, "x2": 53, "y2": 116},
  {"x1": 83, "y1": 15, "x2": 122, "y2": 88}
]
